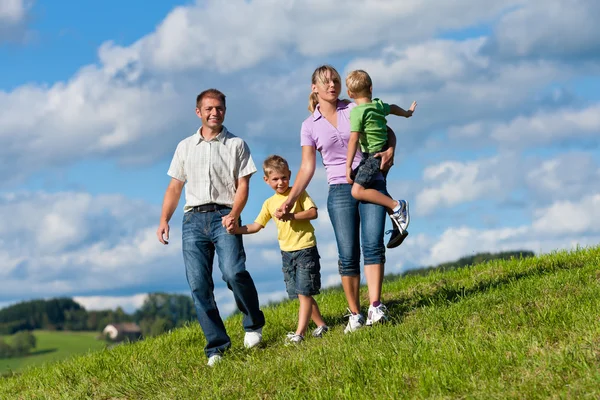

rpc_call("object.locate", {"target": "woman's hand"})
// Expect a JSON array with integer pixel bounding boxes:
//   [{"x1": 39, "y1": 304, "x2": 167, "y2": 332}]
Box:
[
  {"x1": 346, "y1": 166, "x2": 354, "y2": 184},
  {"x1": 374, "y1": 147, "x2": 395, "y2": 172}
]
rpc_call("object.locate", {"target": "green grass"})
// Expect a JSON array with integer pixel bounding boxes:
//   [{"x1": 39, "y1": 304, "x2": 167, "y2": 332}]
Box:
[
  {"x1": 1, "y1": 247, "x2": 599, "y2": 399},
  {"x1": 0, "y1": 330, "x2": 105, "y2": 375}
]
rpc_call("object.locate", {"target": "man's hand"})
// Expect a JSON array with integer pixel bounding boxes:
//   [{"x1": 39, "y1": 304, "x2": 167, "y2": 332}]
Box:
[
  {"x1": 222, "y1": 214, "x2": 238, "y2": 234},
  {"x1": 374, "y1": 147, "x2": 395, "y2": 172},
  {"x1": 157, "y1": 221, "x2": 170, "y2": 245},
  {"x1": 346, "y1": 166, "x2": 354, "y2": 184}
]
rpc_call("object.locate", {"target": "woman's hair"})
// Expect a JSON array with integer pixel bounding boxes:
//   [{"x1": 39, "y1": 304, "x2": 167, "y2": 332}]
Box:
[
  {"x1": 263, "y1": 155, "x2": 290, "y2": 177},
  {"x1": 308, "y1": 65, "x2": 342, "y2": 113}
]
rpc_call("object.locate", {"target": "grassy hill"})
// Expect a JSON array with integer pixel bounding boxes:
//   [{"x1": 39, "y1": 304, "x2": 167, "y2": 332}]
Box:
[
  {"x1": 0, "y1": 331, "x2": 105, "y2": 375},
  {"x1": 1, "y1": 246, "x2": 599, "y2": 399}
]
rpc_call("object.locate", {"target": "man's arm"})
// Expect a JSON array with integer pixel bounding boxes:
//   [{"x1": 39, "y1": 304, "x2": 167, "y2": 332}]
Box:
[
  {"x1": 223, "y1": 174, "x2": 251, "y2": 232},
  {"x1": 389, "y1": 101, "x2": 417, "y2": 118},
  {"x1": 345, "y1": 131, "x2": 360, "y2": 184},
  {"x1": 156, "y1": 178, "x2": 185, "y2": 245}
]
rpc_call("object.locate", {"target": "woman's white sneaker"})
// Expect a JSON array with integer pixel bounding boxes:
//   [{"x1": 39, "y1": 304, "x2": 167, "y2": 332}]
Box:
[
  {"x1": 343, "y1": 310, "x2": 365, "y2": 334},
  {"x1": 366, "y1": 304, "x2": 388, "y2": 326}
]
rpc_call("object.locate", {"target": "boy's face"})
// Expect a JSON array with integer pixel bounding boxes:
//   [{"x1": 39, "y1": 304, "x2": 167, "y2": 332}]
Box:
[{"x1": 264, "y1": 170, "x2": 291, "y2": 194}]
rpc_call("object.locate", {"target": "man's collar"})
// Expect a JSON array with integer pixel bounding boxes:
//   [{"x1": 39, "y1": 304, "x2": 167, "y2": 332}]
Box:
[
  {"x1": 312, "y1": 100, "x2": 349, "y2": 121},
  {"x1": 196, "y1": 126, "x2": 228, "y2": 144}
]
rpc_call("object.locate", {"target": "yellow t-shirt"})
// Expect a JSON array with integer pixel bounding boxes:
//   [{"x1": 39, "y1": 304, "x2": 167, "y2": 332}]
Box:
[{"x1": 254, "y1": 188, "x2": 317, "y2": 252}]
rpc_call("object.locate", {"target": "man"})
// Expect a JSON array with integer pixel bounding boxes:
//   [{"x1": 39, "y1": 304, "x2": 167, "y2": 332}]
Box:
[{"x1": 156, "y1": 89, "x2": 265, "y2": 367}]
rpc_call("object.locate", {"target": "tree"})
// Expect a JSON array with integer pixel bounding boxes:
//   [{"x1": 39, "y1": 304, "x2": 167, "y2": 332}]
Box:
[
  {"x1": 149, "y1": 318, "x2": 173, "y2": 337},
  {"x1": 0, "y1": 338, "x2": 13, "y2": 359},
  {"x1": 12, "y1": 331, "x2": 36, "y2": 356}
]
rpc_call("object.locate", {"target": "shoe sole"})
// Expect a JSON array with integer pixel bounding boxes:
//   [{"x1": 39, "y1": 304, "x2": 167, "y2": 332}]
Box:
[{"x1": 387, "y1": 230, "x2": 408, "y2": 249}]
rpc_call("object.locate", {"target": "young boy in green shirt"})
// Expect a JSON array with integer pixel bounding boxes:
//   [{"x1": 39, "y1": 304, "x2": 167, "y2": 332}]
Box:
[
  {"x1": 345, "y1": 69, "x2": 417, "y2": 240},
  {"x1": 232, "y1": 155, "x2": 328, "y2": 344}
]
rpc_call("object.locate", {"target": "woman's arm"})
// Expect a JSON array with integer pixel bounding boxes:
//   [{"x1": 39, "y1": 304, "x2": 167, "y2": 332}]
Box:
[{"x1": 277, "y1": 146, "x2": 316, "y2": 216}]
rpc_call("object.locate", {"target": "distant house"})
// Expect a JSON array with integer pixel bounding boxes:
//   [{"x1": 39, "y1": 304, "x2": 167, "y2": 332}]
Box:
[{"x1": 102, "y1": 323, "x2": 142, "y2": 342}]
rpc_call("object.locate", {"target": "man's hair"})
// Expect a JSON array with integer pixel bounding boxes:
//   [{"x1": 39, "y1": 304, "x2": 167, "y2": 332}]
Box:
[
  {"x1": 263, "y1": 155, "x2": 290, "y2": 177},
  {"x1": 196, "y1": 89, "x2": 226, "y2": 108},
  {"x1": 346, "y1": 70, "x2": 372, "y2": 98}
]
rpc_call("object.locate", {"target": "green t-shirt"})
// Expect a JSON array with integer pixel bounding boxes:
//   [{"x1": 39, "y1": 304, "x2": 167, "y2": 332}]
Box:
[{"x1": 349, "y1": 98, "x2": 390, "y2": 153}]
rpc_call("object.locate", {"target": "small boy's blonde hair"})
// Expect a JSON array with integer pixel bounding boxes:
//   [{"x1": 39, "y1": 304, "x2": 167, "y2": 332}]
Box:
[
  {"x1": 263, "y1": 155, "x2": 290, "y2": 177},
  {"x1": 346, "y1": 70, "x2": 372, "y2": 98}
]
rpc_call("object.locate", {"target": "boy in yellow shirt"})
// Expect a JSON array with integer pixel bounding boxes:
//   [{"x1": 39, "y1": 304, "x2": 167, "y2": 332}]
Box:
[{"x1": 232, "y1": 155, "x2": 328, "y2": 344}]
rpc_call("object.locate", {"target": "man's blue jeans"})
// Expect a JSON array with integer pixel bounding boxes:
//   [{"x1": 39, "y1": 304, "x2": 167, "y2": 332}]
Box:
[{"x1": 182, "y1": 208, "x2": 265, "y2": 357}]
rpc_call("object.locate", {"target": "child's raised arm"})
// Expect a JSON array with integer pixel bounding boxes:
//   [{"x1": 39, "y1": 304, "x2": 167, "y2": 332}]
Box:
[
  {"x1": 389, "y1": 101, "x2": 417, "y2": 118},
  {"x1": 232, "y1": 222, "x2": 264, "y2": 235}
]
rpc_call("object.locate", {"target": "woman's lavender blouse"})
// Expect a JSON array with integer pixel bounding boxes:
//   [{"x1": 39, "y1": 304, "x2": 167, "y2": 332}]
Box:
[{"x1": 300, "y1": 100, "x2": 363, "y2": 185}]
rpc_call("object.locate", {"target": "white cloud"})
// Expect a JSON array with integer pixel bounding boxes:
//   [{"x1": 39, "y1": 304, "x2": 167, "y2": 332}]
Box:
[
  {"x1": 490, "y1": 104, "x2": 600, "y2": 147},
  {"x1": 532, "y1": 194, "x2": 600, "y2": 235},
  {"x1": 0, "y1": 191, "x2": 182, "y2": 301},
  {"x1": 0, "y1": 0, "x2": 31, "y2": 42},
  {"x1": 415, "y1": 155, "x2": 517, "y2": 215},
  {"x1": 489, "y1": 0, "x2": 600, "y2": 60},
  {"x1": 73, "y1": 293, "x2": 149, "y2": 313}
]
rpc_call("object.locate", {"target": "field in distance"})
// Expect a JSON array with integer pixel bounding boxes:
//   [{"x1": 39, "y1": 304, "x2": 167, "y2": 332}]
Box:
[{"x1": 1, "y1": 330, "x2": 105, "y2": 375}]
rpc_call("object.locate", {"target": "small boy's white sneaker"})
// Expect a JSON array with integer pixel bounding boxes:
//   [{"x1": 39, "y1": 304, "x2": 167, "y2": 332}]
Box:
[
  {"x1": 244, "y1": 327, "x2": 263, "y2": 349},
  {"x1": 207, "y1": 354, "x2": 222, "y2": 367},
  {"x1": 366, "y1": 304, "x2": 388, "y2": 326},
  {"x1": 311, "y1": 325, "x2": 329, "y2": 338},
  {"x1": 344, "y1": 310, "x2": 365, "y2": 334},
  {"x1": 390, "y1": 200, "x2": 410, "y2": 233},
  {"x1": 285, "y1": 333, "x2": 304, "y2": 345}
]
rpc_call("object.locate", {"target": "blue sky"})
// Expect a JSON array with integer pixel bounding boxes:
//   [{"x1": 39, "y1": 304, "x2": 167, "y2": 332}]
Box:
[{"x1": 1, "y1": 0, "x2": 599, "y2": 314}]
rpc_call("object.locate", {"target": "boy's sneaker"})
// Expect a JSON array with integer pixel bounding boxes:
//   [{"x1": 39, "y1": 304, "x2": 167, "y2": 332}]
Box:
[
  {"x1": 366, "y1": 304, "x2": 388, "y2": 326},
  {"x1": 390, "y1": 200, "x2": 410, "y2": 233},
  {"x1": 343, "y1": 309, "x2": 365, "y2": 334},
  {"x1": 312, "y1": 325, "x2": 329, "y2": 338},
  {"x1": 386, "y1": 229, "x2": 409, "y2": 249},
  {"x1": 207, "y1": 354, "x2": 222, "y2": 367},
  {"x1": 285, "y1": 333, "x2": 304, "y2": 345},
  {"x1": 244, "y1": 327, "x2": 263, "y2": 349}
]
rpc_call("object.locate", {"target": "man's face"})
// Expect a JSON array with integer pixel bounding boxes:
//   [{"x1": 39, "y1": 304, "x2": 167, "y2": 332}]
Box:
[{"x1": 196, "y1": 97, "x2": 226, "y2": 130}]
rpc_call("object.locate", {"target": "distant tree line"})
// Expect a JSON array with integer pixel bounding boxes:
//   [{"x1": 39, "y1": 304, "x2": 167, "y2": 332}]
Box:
[{"x1": 0, "y1": 293, "x2": 196, "y2": 338}]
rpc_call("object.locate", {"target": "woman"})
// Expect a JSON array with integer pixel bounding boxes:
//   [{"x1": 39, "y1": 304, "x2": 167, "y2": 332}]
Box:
[{"x1": 279, "y1": 65, "x2": 403, "y2": 332}]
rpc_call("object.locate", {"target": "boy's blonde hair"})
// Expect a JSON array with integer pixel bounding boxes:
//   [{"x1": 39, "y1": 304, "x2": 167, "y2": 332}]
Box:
[
  {"x1": 263, "y1": 155, "x2": 290, "y2": 177},
  {"x1": 346, "y1": 70, "x2": 372, "y2": 98}
]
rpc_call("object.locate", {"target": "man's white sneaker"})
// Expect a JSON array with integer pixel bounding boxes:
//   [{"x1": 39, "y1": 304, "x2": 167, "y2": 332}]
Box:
[
  {"x1": 285, "y1": 333, "x2": 304, "y2": 345},
  {"x1": 343, "y1": 310, "x2": 365, "y2": 334},
  {"x1": 207, "y1": 354, "x2": 222, "y2": 367},
  {"x1": 244, "y1": 328, "x2": 263, "y2": 349},
  {"x1": 366, "y1": 303, "x2": 388, "y2": 326}
]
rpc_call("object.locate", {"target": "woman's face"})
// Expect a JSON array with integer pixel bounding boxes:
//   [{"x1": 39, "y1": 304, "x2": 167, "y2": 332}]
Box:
[{"x1": 312, "y1": 70, "x2": 341, "y2": 104}]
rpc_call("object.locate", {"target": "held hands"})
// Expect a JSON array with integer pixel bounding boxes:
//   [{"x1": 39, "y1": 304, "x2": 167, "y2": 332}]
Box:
[
  {"x1": 222, "y1": 214, "x2": 238, "y2": 234},
  {"x1": 275, "y1": 200, "x2": 293, "y2": 221}
]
